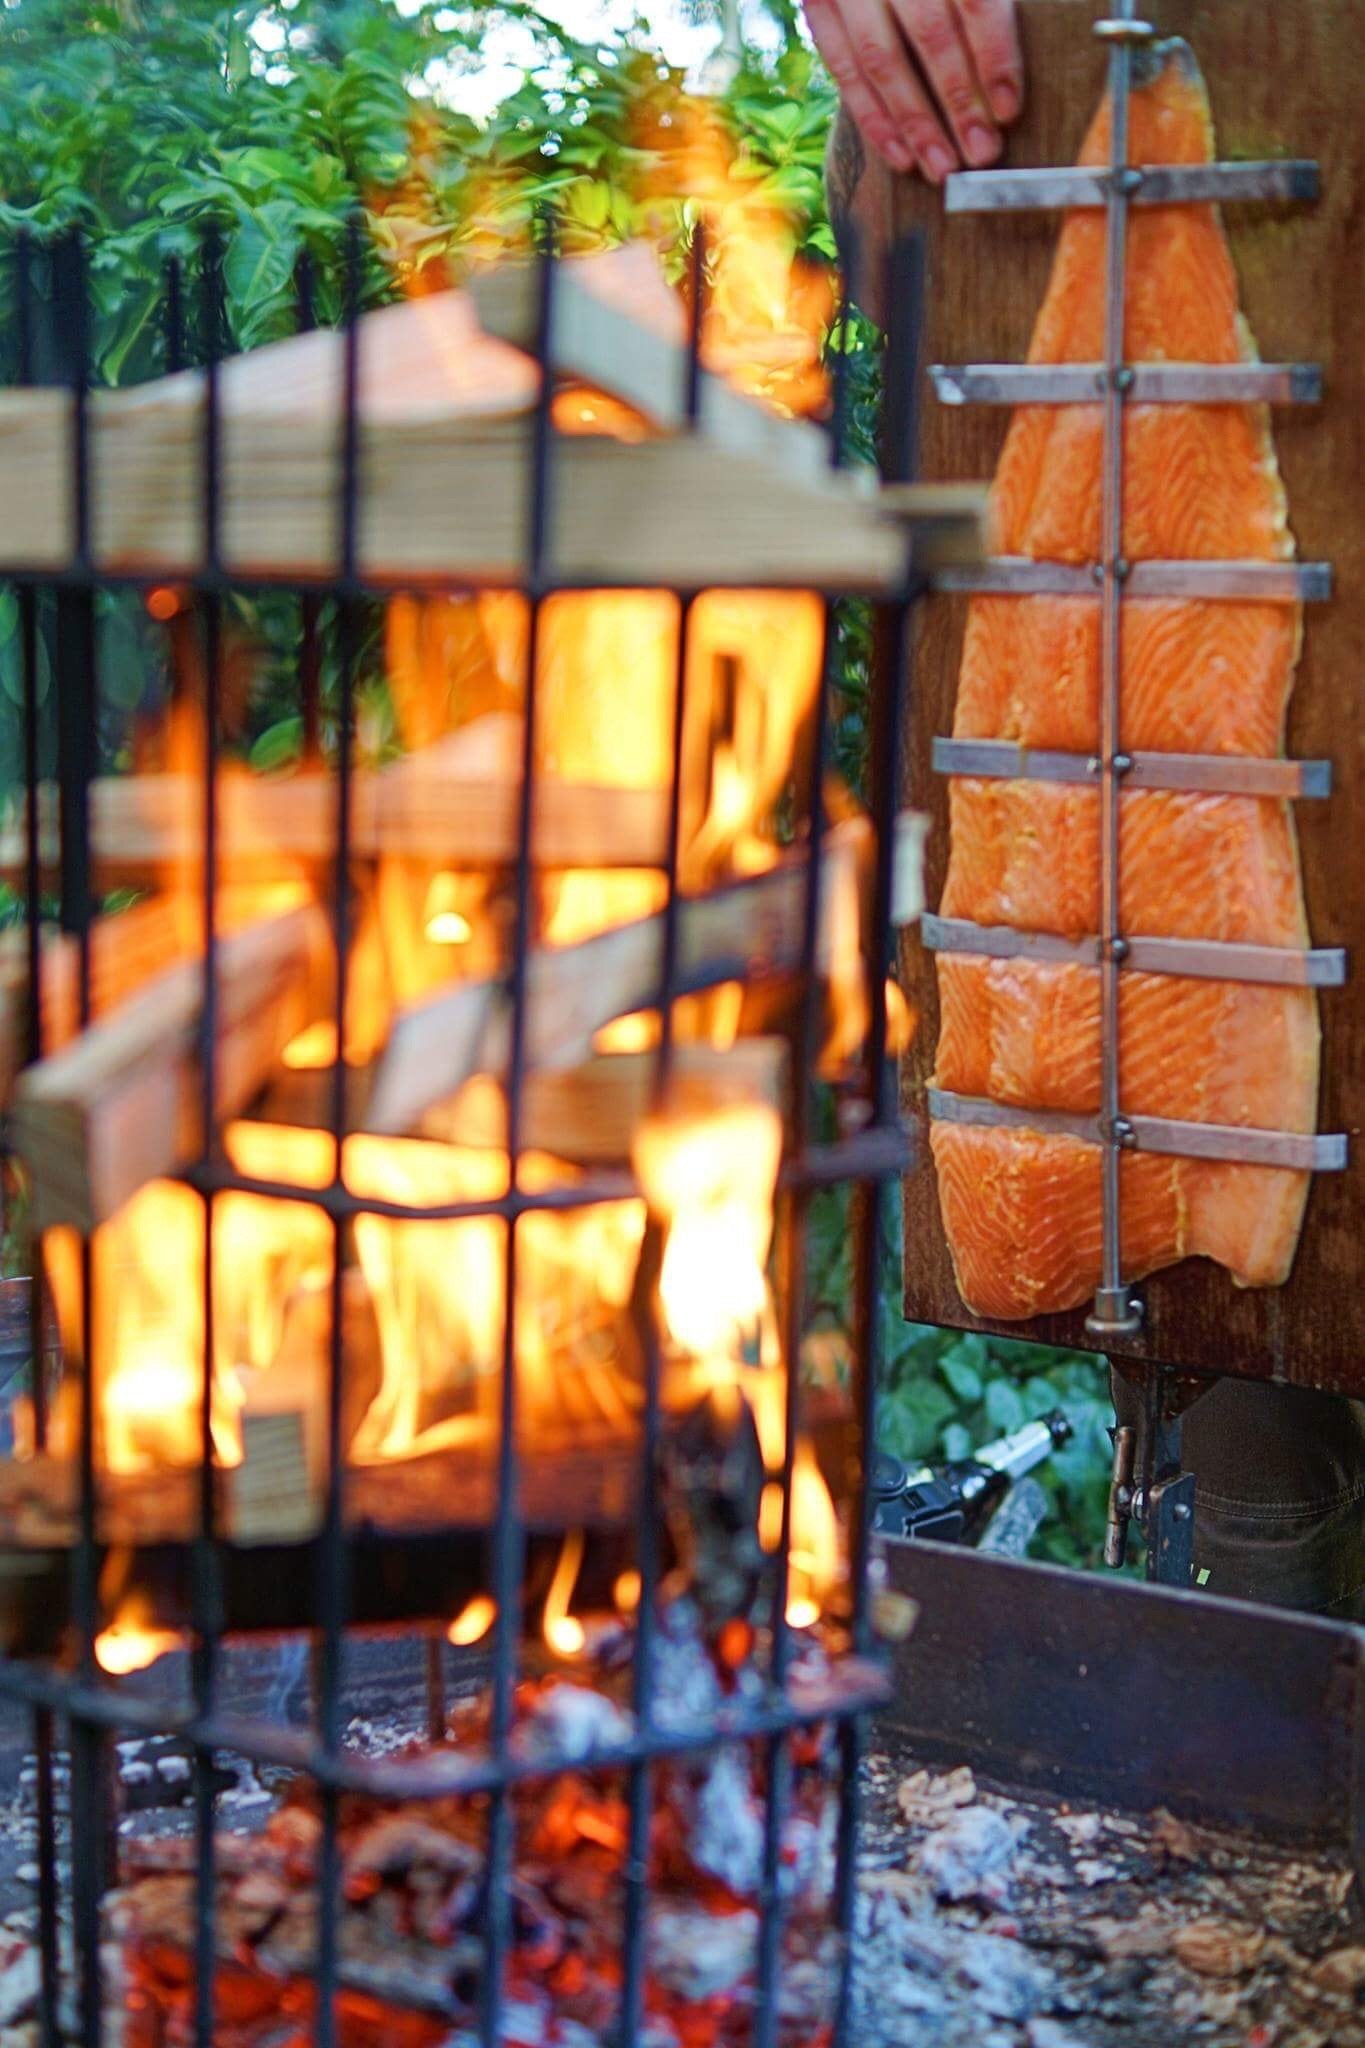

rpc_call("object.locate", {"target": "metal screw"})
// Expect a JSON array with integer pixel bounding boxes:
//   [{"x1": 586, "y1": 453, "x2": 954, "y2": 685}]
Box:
[
  {"x1": 1115, "y1": 166, "x2": 1146, "y2": 195},
  {"x1": 1094, "y1": 17, "x2": 1158, "y2": 43},
  {"x1": 1112, "y1": 751, "x2": 1134, "y2": 776},
  {"x1": 1114, "y1": 558, "x2": 1132, "y2": 583},
  {"x1": 1110, "y1": 937, "x2": 1130, "y2": 963},
  {"x1": 1113, "y1": 366, "x2": 1135, "y2": 394}
]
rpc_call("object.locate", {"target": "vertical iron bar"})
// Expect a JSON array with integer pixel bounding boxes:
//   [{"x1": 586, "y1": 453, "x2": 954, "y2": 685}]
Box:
[
  {"x1": 315, "y1": 212, "x2": 364, "y2": 2048},
  {"x1": 16, "y1": 235, "x2": 59, "y2": 2048},
  {"x1": 190, "y1": 225, "x2": 226, "y2": 2048},
  {"x1": 683, "y1": 216, "x2": 706, "y2": 427},
  {"x1": 828, "y1": 228, "x2": 859, "y2": 471},
  {"x1": 617, "y1": 233, "x2": 706, "y2": 2046},
  {"x1": 1087, "y1": 6, "x2": 1144, "y2": 1342},
  {"x1": 296, "y1": 249, "x2": 322, "y2": 760},
  {"x1": 481, "y1": 211, "x2": 557, "y2": 2048},
  {"x1": 832, "y1": 235, "x2": 925, "y2": 2048},
  {"x1": 753, "y1": 261, "x2": 854, "y2": 2048},
  {"x1": 53, "y1": 227, "x2": 104, "y2": 2048}
]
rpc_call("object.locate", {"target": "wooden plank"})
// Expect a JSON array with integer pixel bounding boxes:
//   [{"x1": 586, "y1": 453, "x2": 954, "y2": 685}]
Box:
[
  {"x1": 889, "y1": 0, "x2": 1365, "y2": 1392},
  {"x1": 364, "y1": 813, "x2": 912, "y2": 1136},
  {"x1": 0, "y1": 755, "x2": 672, "y2": 880},
  {"x1": 0, "y1": 377, "x2": 908, "y2": 596},
  {"x1": 260, "y1": 1038, "x2": 789, "y2": 1160},
  {"x1": 0, "y1": 896, "x2": 185, "y2": 1104},
  {"x1": 9, "y1": 900, "x2": 329, "y2": 1231},
  {"x1": 469, "y1": 244, "x2": 840, "y2": 488}
]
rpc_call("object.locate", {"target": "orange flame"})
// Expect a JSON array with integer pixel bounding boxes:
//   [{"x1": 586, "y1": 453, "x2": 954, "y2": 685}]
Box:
[
  {"x1": 633, "y1": 1098, "x2": 841, "y2": 1618},
  {"x1": 543, "y1": 1529, "x2": 587, "y2": 1658}
]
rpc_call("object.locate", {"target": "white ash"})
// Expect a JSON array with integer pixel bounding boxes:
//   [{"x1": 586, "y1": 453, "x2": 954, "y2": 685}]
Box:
[
  {"x1": 917, "y1": 1806, "x2": 1027, "y2": 1906},
  {"x1": 507, "y1": 1682, "x2": 633, "y2": 1764},
  {"x1": 647, "y1": 1900, "x2": 758, "y2": 2000}
]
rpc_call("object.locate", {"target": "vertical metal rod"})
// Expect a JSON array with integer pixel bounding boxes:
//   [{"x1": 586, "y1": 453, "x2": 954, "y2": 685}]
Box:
[
  {"x1": 754, "y1": 265, "x2": 852, "y2": 2048},
  {"x1": 52, "y1": 227, "x2": 105, "y2": 2048},
  {"x1": 424, "y1": 1633, "x2": 447, "y2": 1745},
  {"x1": 16, "y1": 235, "x2": 50, "y2": 1461},
  {"x1": 295, "y1": 250, "x2": 322, "y2": 761},
  {"x1": 33, "y1": 1707, "x2": 60, "y2": 2048},
  {"x1": 683, "y1": 216, "x2": 706, "y2": 426},
  {"x1": 190, "y1": 225, "x2": 225, "y2": 2048},
  {"x1": 1087, "y1": 6, "x2": 1144, "y2": 1342},
  {"x1": 315, "y1": 211, "x2": 364, "y2": 2048},
  {"x1": 828, "y1": 227, "x2": 859, "y2": 471},
  {"x1": 833, "y1": 235, "x2": 925, "y2": 2048},
  {"x1": 480, "y1": 211, "x2": 557, "y2": 2048},
  {"x1": 618, "y1": 244, "x2": 708, "y2": 2041}
]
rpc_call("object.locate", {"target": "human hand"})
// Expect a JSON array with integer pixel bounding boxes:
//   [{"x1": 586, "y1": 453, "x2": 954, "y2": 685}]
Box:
[{"x1": 804, "y1": 0, "x2": 1023, "y2": 182}]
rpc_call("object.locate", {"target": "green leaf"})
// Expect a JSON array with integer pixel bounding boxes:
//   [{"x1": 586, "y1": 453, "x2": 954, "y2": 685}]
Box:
[
  {"x1": 983, "y1": 1379, "x2": 1026, "y2": 1439},
  {"x1": 224, "y1": 201, "x2": 301, "y2": 317},
  {"x1": 937, "y1": 1343, "x2": 983, "y2": 1407},
  {"x1": 250, "y1": 716, "x2": 303, "y2": 773}
]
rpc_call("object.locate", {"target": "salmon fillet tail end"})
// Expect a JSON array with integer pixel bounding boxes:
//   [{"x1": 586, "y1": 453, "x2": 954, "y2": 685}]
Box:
[{"x1": 928, "y1": 41, "x2": 1322, "y2": 1322}]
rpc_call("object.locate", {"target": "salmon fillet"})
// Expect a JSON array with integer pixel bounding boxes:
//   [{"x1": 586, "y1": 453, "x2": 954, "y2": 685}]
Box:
[{"x1": 929, "y1": 41, "x2": 1321, "y2": 1322}]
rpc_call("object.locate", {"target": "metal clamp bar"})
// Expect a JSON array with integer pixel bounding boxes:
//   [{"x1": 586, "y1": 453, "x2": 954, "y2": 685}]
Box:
[
  {"x1": 934, "y1": 557, "x2": 1332, "y2": 600},
  {"x1": 930, "y1": 362, "x2": 1322, "y2": 406},
  {"x1": 922, "y1": 914, "x2": 1348, "y2": 987},
  {"x1": 926, "y1": 1088, "x2": 1348, "y2": 1172},
  {"x1": 946, "y1": 160, "x2": 1320, "y2": 214},
  {"x1": 931, "y1": 735, "x2": 1333, "y2": 799},
  {"x1": 1124, "y1": 934, "x2": 1348, "y2": 987}
]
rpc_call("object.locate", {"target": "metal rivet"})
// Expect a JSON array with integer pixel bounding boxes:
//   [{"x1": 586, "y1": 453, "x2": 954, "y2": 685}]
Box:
[
  {"x1": 1115, "y1": 166, "x2": 1146, "y2": 195},
  {"x1": 1085, "y1": 755, "x2": 1103, "y2": 778},
  {"x1": 1112, "y1": 752, "x2": 1134, "y2": 776},
  {"x1": 1114, "y1": 366, "x2": 1135, "y2": 394},
  {"x1": 1114, "y1": 558, "x2": 1132, "y2": 583},
  {"x1": 1110, "y1": 937, "x2": 1130, "y2": 963},
  {"x1": 1173, "y1": 1503, "x2": 1192, "y2": 1523},
  {"x1": 1094, "y1": 17, "x2": 1158, "y2": 43},
  {"x1": 1090, "y1": 562, "x2": 1106, "y2": 587}
]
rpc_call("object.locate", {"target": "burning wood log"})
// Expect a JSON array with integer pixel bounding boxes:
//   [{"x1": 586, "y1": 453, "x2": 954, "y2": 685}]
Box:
[
  {"x1": 469, "y1": 244, "x2": 838, "y2": 484},
  {"x1": 9, "y1": 898, "x2": 329, "y2": 1233},
  {"x1": 0, "y1": 895, "x2": 184, "y2": 1105},
  {"x1": 0, "y1": 753, "x2": 672, "y2": 882},
  {"x1": 0, "y1": 342, "x2": 906, "y2": 594},
  {"x1": 367, "y1": 812, "x2": 921, "y2": 1136},
  {"x1": 262, "y1": 1039, "x2": 788, "y2": 1164},
  {"x1": 0, "y1": 248, "x2": 984, "y2": 591}
]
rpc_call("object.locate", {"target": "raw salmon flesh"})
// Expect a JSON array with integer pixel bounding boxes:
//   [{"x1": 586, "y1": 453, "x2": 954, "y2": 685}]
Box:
[{"x1": 929, "y1": 41, "x2": 1321, "y2": 1321}]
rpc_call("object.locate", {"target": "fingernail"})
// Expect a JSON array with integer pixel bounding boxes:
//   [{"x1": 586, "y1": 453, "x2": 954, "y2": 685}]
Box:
[
  {"x1": 963, "y1": 121, "x2": 1000, "y2": 167},
  {"x1": 990, "y1": 80, "x2": 1019, "y2": 122},
  {"x1": 922, "y1": 144, "x2": 954, "y2": 185},
  {"x1": 888, "y1": 139, "x2": 915, "y2": 172}
]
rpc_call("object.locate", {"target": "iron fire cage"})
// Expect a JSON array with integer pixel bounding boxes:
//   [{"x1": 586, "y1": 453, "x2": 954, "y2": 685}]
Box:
[{"x1": 0, "y1": 215, "x2": 929, "y2": 2048}]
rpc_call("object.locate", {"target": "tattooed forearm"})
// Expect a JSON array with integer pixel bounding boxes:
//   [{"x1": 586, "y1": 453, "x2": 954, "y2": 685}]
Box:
[{"x1": 826, "y1": 104, "x2": 867, "y2": 275}]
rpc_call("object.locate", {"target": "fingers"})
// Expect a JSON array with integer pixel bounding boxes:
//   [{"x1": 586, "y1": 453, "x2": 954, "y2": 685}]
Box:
[
  {"x1": 954, "y1": 0, "x2": 1025, "y2": 124},
  {"x1": 804, "y1": 0, "x2": 920, "y2": 173},
  {"x1": 806, "y1": 0, "x2": 959, "y2": 181},
  {"x1": 889, "y1": 0, "x2": 1000, "y2": 167}
]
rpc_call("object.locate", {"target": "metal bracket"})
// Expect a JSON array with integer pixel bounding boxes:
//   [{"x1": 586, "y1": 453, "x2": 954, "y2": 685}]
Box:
[
  {"x1": 946, "y1": 160, "x2": 1321, "y2": 214},
  {"x1": 931, "y1": 735, "x2": 1332, "y2": 800},
  {"x1": 934, "y1": 557, "x2": 1332, "y2": 601},
  {"x1": 926, "y1": 1088, "x2": 1349, "y2": 1174},
  {"x1": 930, "y1": 362, "x2": 1322, "y2": 407},
  {"x1": 921, "y1": 915, "x2": 1348, "y2": 989},
  {"x1": 1148, "y1": 1469, "x2": 1197, "y2": 1586}
]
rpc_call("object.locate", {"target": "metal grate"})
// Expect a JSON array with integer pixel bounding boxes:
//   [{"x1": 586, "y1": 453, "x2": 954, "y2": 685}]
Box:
[{"x1": 0, "y1": 211, "x2": 928, "y2": 2048}]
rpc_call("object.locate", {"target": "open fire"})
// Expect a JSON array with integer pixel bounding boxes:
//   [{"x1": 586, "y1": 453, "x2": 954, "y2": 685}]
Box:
[{"x1": 0, "y1": 80, "x2": 937, "y2": 2048}]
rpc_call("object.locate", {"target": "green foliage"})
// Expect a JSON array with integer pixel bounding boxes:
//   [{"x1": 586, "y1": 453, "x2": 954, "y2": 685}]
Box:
[{"x1": 0, "y1": 0, "x2": 1115, "y2": 1567}]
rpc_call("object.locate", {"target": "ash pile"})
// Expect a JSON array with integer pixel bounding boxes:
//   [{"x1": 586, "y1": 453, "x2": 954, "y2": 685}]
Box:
[{"x1": 855, "y1": 1752, "x2": 1363, "y2": 2048}]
